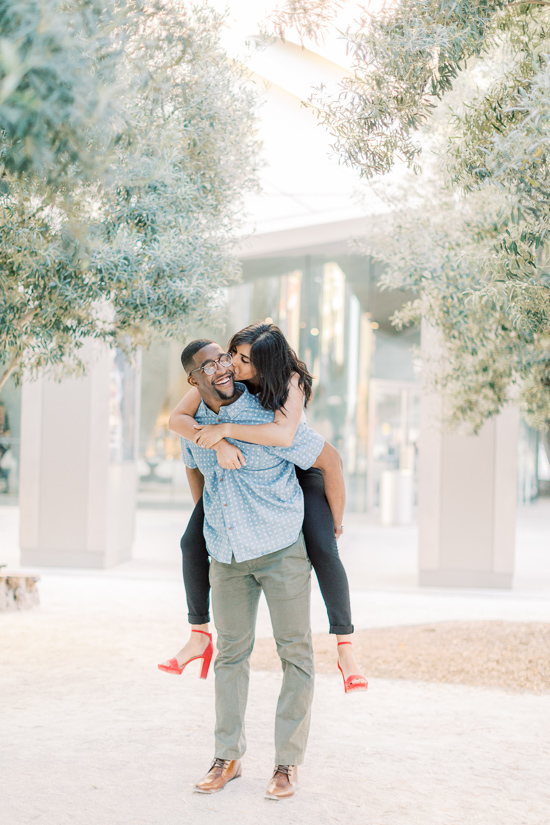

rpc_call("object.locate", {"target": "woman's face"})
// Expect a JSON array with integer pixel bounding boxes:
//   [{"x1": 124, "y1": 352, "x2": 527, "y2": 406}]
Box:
[{"x1": 231, "y1": 343, "x2": 257, "y2": 382}]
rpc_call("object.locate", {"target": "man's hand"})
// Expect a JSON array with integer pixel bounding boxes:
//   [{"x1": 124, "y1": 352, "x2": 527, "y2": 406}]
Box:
[
  {"x1": 194, "y1": 423, "x2": 227, "y2": 449},
  {"x1": 214, "y1": 440, "x2": 246, "y2": 470}
]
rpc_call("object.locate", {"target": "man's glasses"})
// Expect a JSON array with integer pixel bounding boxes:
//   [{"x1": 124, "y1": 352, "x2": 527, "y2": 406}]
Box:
[{"x1": 189, "y1": 352, "x2": 233, "y2": 376}]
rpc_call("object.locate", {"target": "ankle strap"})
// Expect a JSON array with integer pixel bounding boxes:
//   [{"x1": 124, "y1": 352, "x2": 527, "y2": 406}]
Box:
[
  {"x1": 192, "y1": 630, "x2": 211, "y2": 637},
  {"x1": 337, "y1": 641, "x2": 352, "y2": 646}
]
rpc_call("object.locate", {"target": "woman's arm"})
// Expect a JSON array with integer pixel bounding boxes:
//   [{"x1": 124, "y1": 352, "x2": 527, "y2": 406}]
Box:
[
  {"x1": 169, "y1": 388, "x2": 246, "y2": 469},
  {"x1": 193, "y1": 374, "x2": 304, "y2": 449},
  {"x1": 168, "y1": 388, "x2": 202, "y2": 441}
]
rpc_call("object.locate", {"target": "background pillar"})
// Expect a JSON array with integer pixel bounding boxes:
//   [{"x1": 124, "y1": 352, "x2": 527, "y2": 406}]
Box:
[
  {"x1": 418, "y1": 389, "x2": 519, "y2": 588},
  {"x1": 19, "y1": 346, "x2": 140, "y2": 568}
]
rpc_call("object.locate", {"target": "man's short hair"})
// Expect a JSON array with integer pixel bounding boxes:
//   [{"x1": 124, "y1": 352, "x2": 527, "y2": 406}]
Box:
[{"x1": 181, "y1": 339, "x2": 214, "y2": 373}]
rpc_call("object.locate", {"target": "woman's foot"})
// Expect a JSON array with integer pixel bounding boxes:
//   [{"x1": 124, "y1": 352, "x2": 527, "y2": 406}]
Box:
[
  {"x1": 160, "y1": 625, "x2": 210, "y2": 670},
  {"x1": 336, "y1": 637, "x2": 367, "y2": 688}
]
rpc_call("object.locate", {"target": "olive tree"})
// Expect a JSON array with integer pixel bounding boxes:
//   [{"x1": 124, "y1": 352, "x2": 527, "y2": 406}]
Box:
[
  {"x1": 0, "y1": 1, "x2": 260, "y2": 393},
  {"x1": 0, "y1": 0, "x2": 122, "y2": 189},
  {"x1": 270, "y1": 0, "x2": 550, "y2": 432}
]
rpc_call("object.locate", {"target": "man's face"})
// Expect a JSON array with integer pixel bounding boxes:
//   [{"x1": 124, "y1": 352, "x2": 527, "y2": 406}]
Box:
[{"x1": 188, "y1": 343, "x2": 237, "y2": 404}]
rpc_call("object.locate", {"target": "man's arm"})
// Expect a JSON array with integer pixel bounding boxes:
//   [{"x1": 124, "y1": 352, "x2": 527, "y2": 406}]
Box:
[
  {"x1": 312, "y1": 441, "x2": 345, "y2": 540},
  {"x1": 186, "y1": 467, "x2": 205, "y2": 505}
]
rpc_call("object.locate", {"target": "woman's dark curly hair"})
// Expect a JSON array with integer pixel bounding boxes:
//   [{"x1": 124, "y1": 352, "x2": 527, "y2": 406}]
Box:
[{"x1": 228, "y1": 322, "x2": 313, "y2": 413}]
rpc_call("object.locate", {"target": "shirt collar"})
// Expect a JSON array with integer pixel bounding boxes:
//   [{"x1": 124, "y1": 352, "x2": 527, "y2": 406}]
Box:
[{"x1": 199, "y1": 382, "x2": 254, "y2": 421}]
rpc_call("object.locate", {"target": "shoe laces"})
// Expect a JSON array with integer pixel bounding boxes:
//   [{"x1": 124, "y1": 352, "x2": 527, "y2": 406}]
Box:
[
  {"x1": 273, "y1": 765, "x2": 293, "y2": 778},
  {"x1": 211, "y1": 757, "x2": 229, "y2": 771}
]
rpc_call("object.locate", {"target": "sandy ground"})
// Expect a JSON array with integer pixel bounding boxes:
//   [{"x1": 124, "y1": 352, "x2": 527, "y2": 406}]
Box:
[
  {"x1": 2, "y1": 500, "x2": 550, "y2": 822},
  {"x1": 2, "y1": 573, "x2": 550, "y2": 824}
]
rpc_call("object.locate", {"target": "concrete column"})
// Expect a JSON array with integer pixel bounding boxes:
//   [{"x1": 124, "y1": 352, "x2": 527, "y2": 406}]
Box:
[
  {"x1": 19, "y1": 345, "x2": 140, "y2": 568},
  {"x1": 418, "y1": 388, "x2": 520, "y2": 588}
]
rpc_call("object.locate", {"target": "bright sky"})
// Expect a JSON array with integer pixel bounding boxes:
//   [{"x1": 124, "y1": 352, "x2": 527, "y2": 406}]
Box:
[
  {"x1": 209, "y1": 0, "x2": 362, "y2": 67},
  {"x1": 205, "y1": 1, "x2": 391, "y2": 236}
]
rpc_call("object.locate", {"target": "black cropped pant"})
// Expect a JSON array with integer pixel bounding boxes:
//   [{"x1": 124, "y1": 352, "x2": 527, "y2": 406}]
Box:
[{"x1": 180, "y1": 466, "x2": 353, "y2": 635}]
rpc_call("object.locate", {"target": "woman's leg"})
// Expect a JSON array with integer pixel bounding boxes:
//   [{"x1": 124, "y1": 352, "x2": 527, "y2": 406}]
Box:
[
  {"x1": 181, "y1": 497, "x2": 211, "y2": 625},
  {"x1": 298, "y1": 467, "x2": 366, "y2": 686},
  {"x1": 160, "y1": 497, "x2": 211, "y2": 668},
  {"x1": 298, "y1": 467, "x2": 352, "y2": 633}
]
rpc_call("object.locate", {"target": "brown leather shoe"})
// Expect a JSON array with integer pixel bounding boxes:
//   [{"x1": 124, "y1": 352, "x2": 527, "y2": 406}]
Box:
[
  {"x1": 265, "y1": 765, "x2": 297, "y2": 800},
  {"x1": 193, "y1": 757, "x2": 242, "y2": 794}
]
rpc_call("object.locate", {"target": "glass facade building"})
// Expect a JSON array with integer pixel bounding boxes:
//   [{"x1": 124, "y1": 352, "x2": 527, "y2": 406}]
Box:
[{"x1": 137, "y1": 253, "x2": 423, "y2": 512}]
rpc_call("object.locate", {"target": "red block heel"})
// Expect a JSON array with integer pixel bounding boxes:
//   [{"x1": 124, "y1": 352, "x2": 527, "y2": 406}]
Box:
[
  {"x1": 158, "y1": 630, "x2": 214, "y2": 679},
  {"x1": 337, "y1": 641, "x2": 368, "y2": 694}
]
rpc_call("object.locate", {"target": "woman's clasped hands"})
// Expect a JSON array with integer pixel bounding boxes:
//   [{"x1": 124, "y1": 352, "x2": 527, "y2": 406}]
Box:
[{"x1": 193, "y1": 423, "x2": 227, "y2": 449}]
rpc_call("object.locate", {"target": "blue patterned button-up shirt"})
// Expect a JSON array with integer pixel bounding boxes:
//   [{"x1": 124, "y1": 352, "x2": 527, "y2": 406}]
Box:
[{"x1": 181, "y1": 383, "x2": 324, "y2": 563}]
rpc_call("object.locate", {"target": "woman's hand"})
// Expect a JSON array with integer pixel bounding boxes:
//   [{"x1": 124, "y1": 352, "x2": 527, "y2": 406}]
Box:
[
  {"x1": 194, "y1": 423, "x2": 227, "y2": 449},
  {"x1": 214, "y1": 440, "x2": 246, "y2": 470},
  {"x1": 334, "y1": 524, "x2": 344, "y2": 541}
]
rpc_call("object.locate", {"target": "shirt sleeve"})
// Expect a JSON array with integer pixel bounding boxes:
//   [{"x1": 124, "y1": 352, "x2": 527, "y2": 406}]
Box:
[
  {"x1": 269, "y1": 423, "x2": 325, "y2": 470},
  {"x1": 180, "y1": 437, "x2": 198, "y2": 469}
]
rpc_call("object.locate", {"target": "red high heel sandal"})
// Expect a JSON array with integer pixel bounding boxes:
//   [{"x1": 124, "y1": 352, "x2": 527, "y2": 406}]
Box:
[
  {"x1": 158, "y1": 630, "x2": 213, "y2": 679},
  {"x1": 337, "y1": 641, "x2": 368, "y2": 694}
]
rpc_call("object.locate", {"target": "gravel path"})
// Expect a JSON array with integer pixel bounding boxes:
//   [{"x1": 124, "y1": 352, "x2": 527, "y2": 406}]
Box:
[
  {"x1": 2, "y1": 574, "x2": 550, "y2": 824},
  {"x1": 252, "y1": 621, "x2": 550, "y2": 693}
]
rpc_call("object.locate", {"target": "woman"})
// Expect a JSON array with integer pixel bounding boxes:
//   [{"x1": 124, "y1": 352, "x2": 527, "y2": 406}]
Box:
[{"x1": 159, "y1": 323, "x2": 367, "y2": 693}]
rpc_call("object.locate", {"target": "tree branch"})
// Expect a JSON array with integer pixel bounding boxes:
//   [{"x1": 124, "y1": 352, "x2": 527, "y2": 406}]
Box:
[
  {"x1": 18, "y1": 307, "x2": 39, "y2": 327},
  {"x1": 506, "y1": 0, "x2": 550, "y2": 6},
  {"x1": 0, "y1": 309, "x2": 39, "y2": 396},
  {"x1": 267, "y1": 0, "x2": 345, "y2": 44}
]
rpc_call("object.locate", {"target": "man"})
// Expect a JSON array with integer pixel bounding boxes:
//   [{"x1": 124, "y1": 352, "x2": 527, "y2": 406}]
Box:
[{"x1": 179, "y1": 339, "x2": 345, "y2": 800}]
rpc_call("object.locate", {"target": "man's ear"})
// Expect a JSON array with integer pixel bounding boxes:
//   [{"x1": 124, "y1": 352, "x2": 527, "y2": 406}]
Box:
[{"x1": 187, "y1": 374, "x2": 198, "y2": 388}]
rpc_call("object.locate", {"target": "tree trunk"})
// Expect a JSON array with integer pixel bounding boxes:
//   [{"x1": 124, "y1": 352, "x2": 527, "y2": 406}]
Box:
[
  {"x1": 0, "y1": 356, "x2": 21, "y2": 397},
  {"x1": 541, "y1": 425, "x2": 550, "y2": 464}
]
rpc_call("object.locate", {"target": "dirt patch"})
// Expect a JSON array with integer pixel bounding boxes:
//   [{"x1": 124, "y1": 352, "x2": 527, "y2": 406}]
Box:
[{"x1": 251, "y1": 621, "x2": 550, "y2": 693}]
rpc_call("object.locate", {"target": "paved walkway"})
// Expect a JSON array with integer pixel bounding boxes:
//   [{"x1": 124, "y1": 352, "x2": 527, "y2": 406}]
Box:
[{"x1": 1, "y1": 501, "x2": 550, "y2": 823}]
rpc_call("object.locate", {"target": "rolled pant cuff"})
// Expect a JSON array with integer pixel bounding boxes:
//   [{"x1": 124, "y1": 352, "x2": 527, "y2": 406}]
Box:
[
  {"x1": 330, "y1": 624, "x2": 354, "y2": 635},
  {"x1": 188, "y1": 613, "x2": 210, "y2": 624}
]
